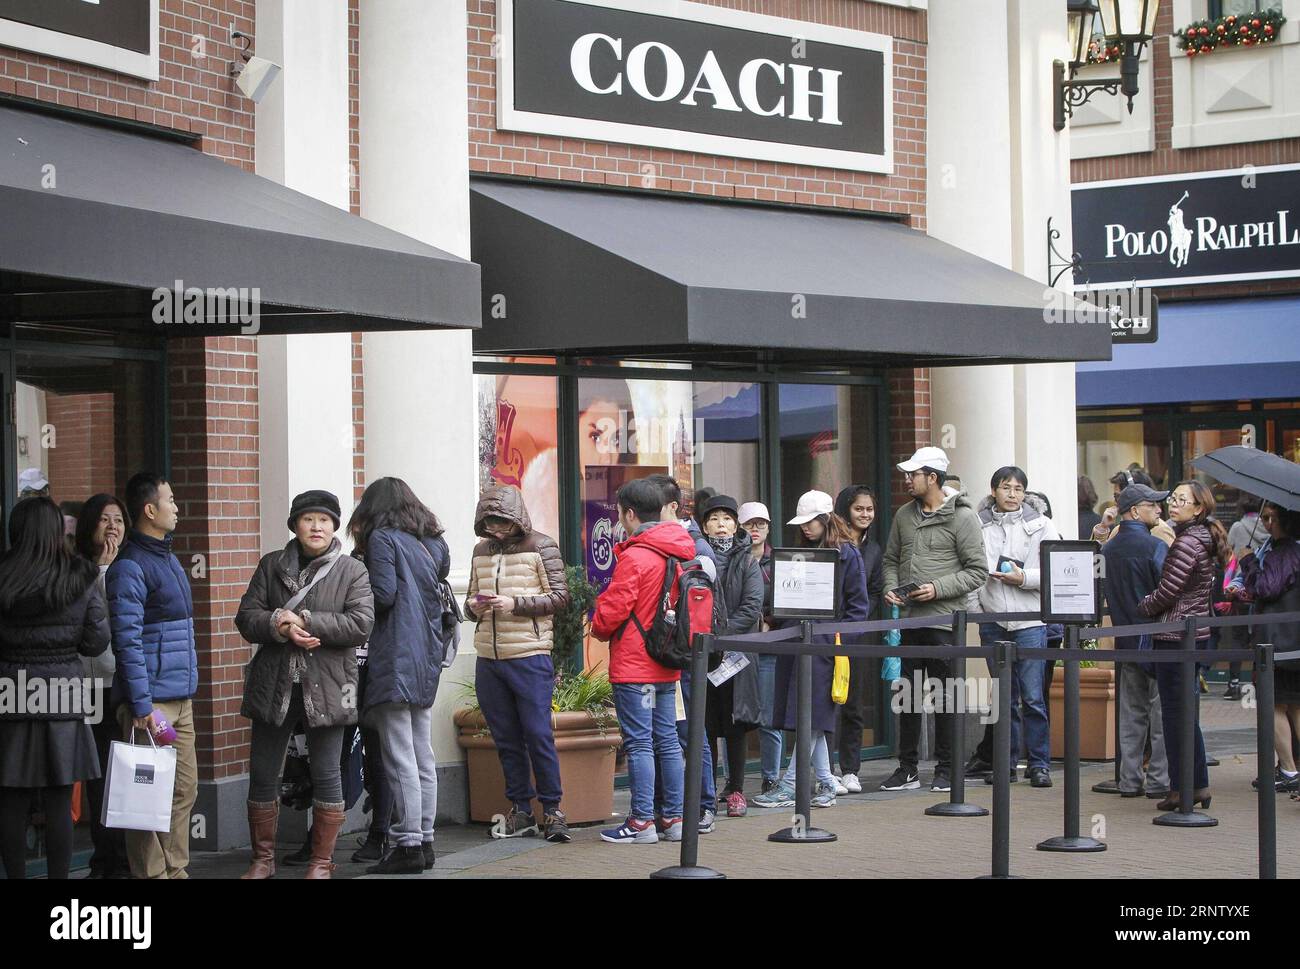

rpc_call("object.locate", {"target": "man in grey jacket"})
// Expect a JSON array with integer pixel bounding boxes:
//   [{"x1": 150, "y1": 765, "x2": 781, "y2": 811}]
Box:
[{"x1": 881, "y1": 447, "x2": 989, "y2": 792}]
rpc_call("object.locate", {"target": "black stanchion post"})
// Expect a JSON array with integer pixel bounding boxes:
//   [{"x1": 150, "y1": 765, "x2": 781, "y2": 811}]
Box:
[
  {"x1": 1039, "y1": 624, "x2": 1105, "y2": 851},
  {"x1": 1093, "y1": 657, "x2": 1123, "y2": 795},
  {"x1": 1154, "y1": 616, "x2": 1216, "y2": 828},
  {"x1": 770, "y1": 621, "x2": 835, "y2": 843},
  {"x1": 927, "y1": 609, "x2": 987, "y2": 817},
  {"x1": 978, "y1": 640, "x2": 1016, "y2": 878},
  {"x1": 1256, "y1": 643, "x2": 1276, "y2": 879},
  {"x1": 652, "y1": 633, "x2": 725, "y2": 879}
]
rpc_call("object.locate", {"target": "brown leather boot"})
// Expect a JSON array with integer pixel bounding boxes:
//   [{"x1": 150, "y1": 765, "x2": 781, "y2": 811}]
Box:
[
  {"x1": 303, "y1": 801, "x2": 346, "y2": 880},
  {"x1": 241, "y1": 800, "x2": 279, "y2": 880}
]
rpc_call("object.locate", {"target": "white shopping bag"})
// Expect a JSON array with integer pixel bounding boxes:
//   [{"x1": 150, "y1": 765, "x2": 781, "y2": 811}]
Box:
[{"x1": 101, "y1": 729, "x2": 176, "y2": 833}]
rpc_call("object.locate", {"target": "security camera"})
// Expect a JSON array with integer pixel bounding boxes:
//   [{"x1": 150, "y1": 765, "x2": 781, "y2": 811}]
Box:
[{"x1": 229, "y1": 30, "x2": 282, "y2": 104}]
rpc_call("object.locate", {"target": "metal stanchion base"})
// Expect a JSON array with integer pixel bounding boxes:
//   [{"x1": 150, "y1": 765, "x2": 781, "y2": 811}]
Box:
[
  {"x1": 976, "y1": 874, "x2": 1025, "y2": 880},
  {"x1": 650, "y1": 865, "x2": 726, "y2": 880},
  {"x1": 1036, "y1": 835, "x2": 1107, "y2": 852},
  {"x1": 1091, "y1": 779, "x2": 1122, "y2": 794},
  {"x1": 768, "y1": 827, "x2": 838, "y2": 843},
  {"x1": 1152, "y1": 811, "x2": 1218, "y2": 828},
  {"x1": 925, "y1": 801, "x2": 989, "y2": 817}
]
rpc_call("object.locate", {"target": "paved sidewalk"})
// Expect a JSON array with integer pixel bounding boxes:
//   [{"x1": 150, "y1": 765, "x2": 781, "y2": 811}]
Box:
[{"x1": 173, "y1": 692, "x2": 1292, "y2": 879}]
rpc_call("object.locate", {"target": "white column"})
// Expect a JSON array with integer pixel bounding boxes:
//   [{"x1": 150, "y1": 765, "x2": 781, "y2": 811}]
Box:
[
  {"x1": 254, "y1": 0, "x2": 355, "y2": 552},
  {"x1": 926, "y1": 0, "x2": 1080, "y2": 535},
  {"x1": 1008, "y1": 0, "x2": 1081, "y2": 537},
  {"x1": 926, "y1": 0, "x2": 1018, "y2": 499},
  {"x1": 359, "y1": 0, "x2": 478, "y2": 787}
]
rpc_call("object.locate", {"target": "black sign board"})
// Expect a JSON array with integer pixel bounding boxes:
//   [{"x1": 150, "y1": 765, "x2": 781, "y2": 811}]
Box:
[
  {"x1": 0, "y1": 0, "x2": 150, "y2": 53},
  {"x1": 770, "y1": 547, "x2": 842, "y2": 622},
  {"x1": 1039, "y1": 540, "x2": 1102, "y2": 626},
  {"x1": 1071, "y1": 164, "x2": 1300, "y2": 289},
  {"x1": 1075, "y1": 285, "x2": 1159, "y2": 344},
  {"x1": 499, "y1": 0, "x2": 892, "y2": 174}
]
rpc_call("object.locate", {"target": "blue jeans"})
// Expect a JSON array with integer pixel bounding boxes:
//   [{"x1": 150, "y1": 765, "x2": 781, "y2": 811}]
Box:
[
  {"x1": 655, "y1": 668, "x2": 715, "y2": 814},
  {"x1": 613, "y1": 683, "x2": 684, "y2": 821},
  {"x1": 979, "y1": 623, "x2": 1050, "y2": 771},
  {"x1": 757, "y1": 653, "x2": 784, "y2": 782},
  {"x1": 780, "y1": 732, "x2": 834, "y2": 787},
  {"x1": 474, "y1": 655, "x2": 563, "y2": 812}
]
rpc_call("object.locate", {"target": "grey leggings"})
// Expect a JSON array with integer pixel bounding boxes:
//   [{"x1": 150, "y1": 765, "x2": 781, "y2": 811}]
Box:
[{"x1": 249, "y1": 685, "x2": 344, "y2": 804}]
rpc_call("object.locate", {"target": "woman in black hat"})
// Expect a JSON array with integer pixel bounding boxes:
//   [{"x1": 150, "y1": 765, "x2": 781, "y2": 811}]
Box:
[
  {"x1": 697, "y1": 492, "x2": 765, "y2": 816},
  {"x1": 235, "y1": 490, "x2": 375, "y2": 879}
]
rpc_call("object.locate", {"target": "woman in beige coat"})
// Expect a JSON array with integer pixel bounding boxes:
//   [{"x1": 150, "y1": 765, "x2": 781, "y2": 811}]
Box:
[{"x1": 465, "y1": 485, "x2": 571, "y2": 843}]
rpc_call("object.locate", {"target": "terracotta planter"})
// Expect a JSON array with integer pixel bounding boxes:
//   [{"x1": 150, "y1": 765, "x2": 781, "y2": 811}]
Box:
[
  {"x1": 1049, "y1": 666, "x2": 1115, "y2": 760},
  {"x1": 454, "y1": 708, "x2": 622, "y2": 824}
]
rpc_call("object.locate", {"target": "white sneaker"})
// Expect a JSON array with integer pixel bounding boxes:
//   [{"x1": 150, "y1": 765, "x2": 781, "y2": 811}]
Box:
[
  {"x1": 842, "y1": 773, "x2": 862, "y2": 794},
  {"x1": 832, "y1": 775, "x2": 848, "y2": 796}
]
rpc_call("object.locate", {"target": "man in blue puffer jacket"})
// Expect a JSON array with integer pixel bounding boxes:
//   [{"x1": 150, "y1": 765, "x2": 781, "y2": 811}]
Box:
[{"x1": 107, "y1": 472, "x2": 199, "y2": 880}]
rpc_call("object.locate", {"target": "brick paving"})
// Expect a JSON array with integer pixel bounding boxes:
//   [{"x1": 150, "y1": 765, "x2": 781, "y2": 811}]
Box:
[{"x1": 178, "y1": 692, "x2": 1295, "y2": 879}]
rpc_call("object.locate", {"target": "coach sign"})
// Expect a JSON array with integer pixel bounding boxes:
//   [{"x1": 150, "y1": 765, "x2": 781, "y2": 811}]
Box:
[
  {"x1": 1071, "y1": 164, "x2": 1300, "y2": 289},
  {"x1": 497, "y1": 0, "x2": 893, "y2": 174},
  {"x1": 0, "y1": 0, "x2": 158, "y2": 80}
]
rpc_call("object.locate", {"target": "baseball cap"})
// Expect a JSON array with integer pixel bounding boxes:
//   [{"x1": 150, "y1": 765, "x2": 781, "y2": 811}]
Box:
[
  {"x1": 1117, "y1": 483, "x2": 1170, "y2": 514},
  {"x1": 18, "y1": 468, "x2": 49, "y2": 494},
  {"x1": 897, "y1": 446, "x2": 950, "y2": 474},
  {"x1": 738, "y1": 501, "x2": 770, "y2": 524},
  {"x1": 787, "y1": 490, "x2": 834, "y2": 525}
]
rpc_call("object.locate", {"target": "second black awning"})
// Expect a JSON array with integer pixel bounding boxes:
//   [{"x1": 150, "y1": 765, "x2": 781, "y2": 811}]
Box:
[{"x1": 471, "y1": 179, "x2": 1109, "y2": 366}]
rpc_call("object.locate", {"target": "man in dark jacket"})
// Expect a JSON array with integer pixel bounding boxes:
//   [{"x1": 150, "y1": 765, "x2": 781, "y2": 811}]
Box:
[
  {"x1": 108, "y1": 472, "x2": 199, "y2": 879},
  {"x1": 1102, "y1": 483, "x2": 1170, "y2": 798}
]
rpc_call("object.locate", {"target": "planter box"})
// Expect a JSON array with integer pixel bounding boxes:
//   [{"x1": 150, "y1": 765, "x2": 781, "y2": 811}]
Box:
[
  {"x1": 1048, "y1": 666, "x2": 1115, "y2": 761},
  {"x1": 454, "y1": 708, "x2": 622, "y2": 824}
]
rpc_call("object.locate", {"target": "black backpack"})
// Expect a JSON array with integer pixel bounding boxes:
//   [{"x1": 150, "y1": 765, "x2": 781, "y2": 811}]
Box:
[{"x1": 616, "y1": 553, "x2": 717, "y2": 670}]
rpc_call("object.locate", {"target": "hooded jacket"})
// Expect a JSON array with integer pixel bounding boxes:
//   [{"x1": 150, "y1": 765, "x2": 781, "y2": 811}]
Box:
[
  {"x1": 236, "y1": 537, "x2": 375, "y2": 728},
  {"x1": 972, "y1": 495, "x2": 1060, "y2": 630},
  {"x1": 704, "y1": 527, "x2": 765, "y2": 730},
  {"x1": 883, "y1": 491, "x2": 989, "y2": 629},
  {"x1": 591, "y1": 521, "x2": 696, "y2": 684},
  {"x1": 465, "y1": 486, "x2": 570, "y2": 661},
  {"x1": 107, "y1": 531, "x2": 198, "y2": 718}
]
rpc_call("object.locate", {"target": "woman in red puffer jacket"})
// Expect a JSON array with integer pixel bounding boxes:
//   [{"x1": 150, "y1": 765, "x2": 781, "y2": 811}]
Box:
[{"x1": 1140, "y1": 480, "x2": 1230, "y2": 811}]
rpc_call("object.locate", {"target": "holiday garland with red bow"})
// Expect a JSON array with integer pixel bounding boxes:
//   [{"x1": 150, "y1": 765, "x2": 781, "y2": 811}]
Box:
[{"x1": 1177, "y1": 8, "x2": 1287, "y2": 56}]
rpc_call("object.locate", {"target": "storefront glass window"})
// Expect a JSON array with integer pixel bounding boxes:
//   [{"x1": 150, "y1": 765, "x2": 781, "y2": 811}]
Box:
[
  {"x1": 14, "y1": 351, "x2": 162, "y2": 512},
  {"x1": 1076, "y1": 419, "x2": 1172, "y2": 515},
  {"x1": 1183, "y1": 426, "x2": 1256, "y2": 524},
  {"x1": 474, "y1": 372, "x2": 561, "y2": 543}
]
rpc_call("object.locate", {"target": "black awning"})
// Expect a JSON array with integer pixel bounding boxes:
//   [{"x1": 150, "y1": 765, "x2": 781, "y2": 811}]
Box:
[
  {"x1": 0, "y1": 104, "x2": 481, "y2": 334},
  {"x1": 470, "y1": 179, "x2": 1110, "y2": 366}
]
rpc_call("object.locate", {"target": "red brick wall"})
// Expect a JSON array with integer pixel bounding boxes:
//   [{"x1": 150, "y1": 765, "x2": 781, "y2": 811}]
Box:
[
  {"x1": 169, "y1": 337, "x2": 261, "y2": 781},
  {"x1": 350, "y1": 0, "x2": 365, "y2": 505},
  {"x1": 468, "y1": 0, "x2": 928, "y2": 226},
  {"x1": 44, "y1": 393, "x2": 117, "y2": 501},
  {"x1": 0, "y1": 0, "x2": 256, "y2": 165},
  {"x1": 886, "y1": 367, "x2": 930, "y2": 510}
]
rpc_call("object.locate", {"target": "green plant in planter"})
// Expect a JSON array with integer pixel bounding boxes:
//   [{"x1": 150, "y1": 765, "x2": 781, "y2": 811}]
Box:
[
  {"x1": 552, "y1": 564, "x2": 599, "y2": 674},
  {"x1": 454, "y1": 668, "x2": 617, "y2": 737},
  {"x1": 1053, "y1": 639, "x2": 1100, "y2": 670}
]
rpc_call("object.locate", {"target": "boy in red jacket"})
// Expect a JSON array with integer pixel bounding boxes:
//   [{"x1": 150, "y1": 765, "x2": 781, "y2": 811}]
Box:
[{"x1": 591, "y1": 478, "x2": 691, "y2": 844}]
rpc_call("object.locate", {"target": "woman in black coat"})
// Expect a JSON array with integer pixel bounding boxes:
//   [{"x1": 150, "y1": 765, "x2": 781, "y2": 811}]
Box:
[
  {"x1": 235, "y1": 489, "x2": 374, "y2": 880},
  {"x1": 756, "y1": 491, "x2": 870, "y2": 810},
  {"x1": 833, "y1": 486, "x2": 884, "y2": 791},
  {"x1": 348, "y1": 477, "x2": 451, "y2": 875},
  {"x1": 0, "y1": 497, "x2": 110, "y2": 880},
  {"x1": 697, "y1": 494, "x2": 765, "y2": 816}
]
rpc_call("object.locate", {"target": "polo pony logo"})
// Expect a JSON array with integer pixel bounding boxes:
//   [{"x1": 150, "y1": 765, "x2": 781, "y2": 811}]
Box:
[{"x1": 1168, "y1": 191, "x2": 1192, "y2": 268}]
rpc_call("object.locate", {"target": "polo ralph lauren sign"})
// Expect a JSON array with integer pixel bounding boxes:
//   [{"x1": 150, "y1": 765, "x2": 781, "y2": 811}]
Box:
[
  {"x1": 1071, "y1": 164, "x2": 1300, "y2": 289},
  {"x1": 497, "y1": 0, "x2": 893, "y2": 174},
  {"x1": 0, "y1": 0, "x2": 158, "y2": 80}
]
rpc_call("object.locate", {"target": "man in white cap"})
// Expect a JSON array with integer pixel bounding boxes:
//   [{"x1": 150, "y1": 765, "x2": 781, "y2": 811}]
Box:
[
  {"x1": 18, "y1": 467, "x2": 50, "y2": 498},
  {"x1": 881, "y1": 446, "x2": 988, "y2": 792}
]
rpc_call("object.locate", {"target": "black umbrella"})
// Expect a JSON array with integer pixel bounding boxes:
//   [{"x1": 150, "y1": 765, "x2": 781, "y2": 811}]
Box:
[{"x1": 1190, "y1": 445, "x2": 1300, "y2": 511}]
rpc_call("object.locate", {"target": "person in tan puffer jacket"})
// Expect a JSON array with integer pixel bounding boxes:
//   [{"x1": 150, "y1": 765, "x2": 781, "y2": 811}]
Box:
[{"x1": 464, "y1": 485, "x2": 572, "y2": 842}]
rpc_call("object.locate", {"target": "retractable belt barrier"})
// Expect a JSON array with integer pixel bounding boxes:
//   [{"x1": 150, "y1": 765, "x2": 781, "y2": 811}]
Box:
[{"x1": 652, "y1": 608, "x2": 1300, "y2": 880}]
